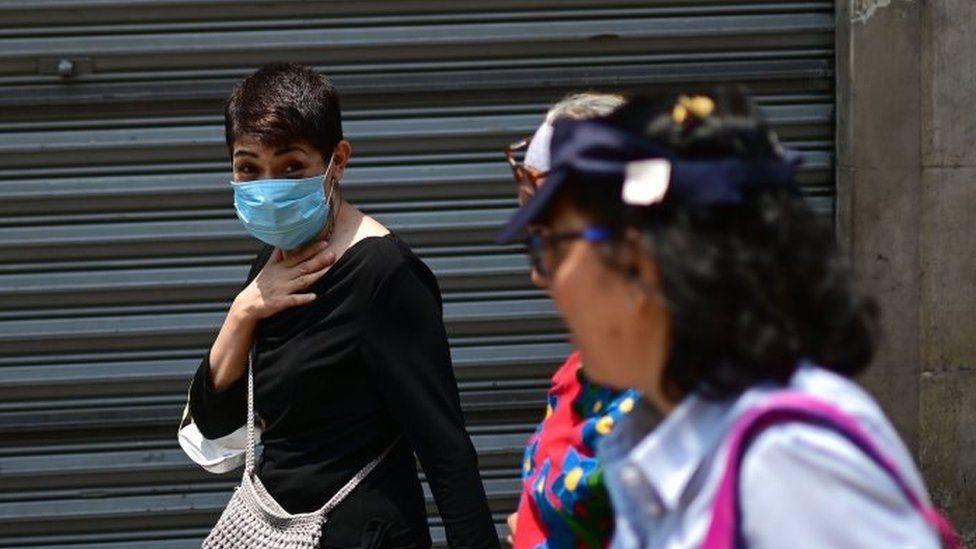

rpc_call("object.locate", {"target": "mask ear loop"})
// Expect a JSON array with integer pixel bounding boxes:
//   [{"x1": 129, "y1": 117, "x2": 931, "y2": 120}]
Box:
[{"x1": 322, "y1": 153, "x2": 341, "y2": 242}]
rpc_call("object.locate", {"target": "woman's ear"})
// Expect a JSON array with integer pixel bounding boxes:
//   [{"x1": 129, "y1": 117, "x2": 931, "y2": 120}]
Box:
[
  {"x1": 331, "y1": 140, "x2": 353, "y2": 182},
  {"x1": 622, "y1": 228, "x2": 663, "y2": 306},
  {"x1": 635, "y1": 253, "x2": 663, "y2": 300},
  {"x1": 618, "y1": 228, "x2": 646, "y2": 281}
]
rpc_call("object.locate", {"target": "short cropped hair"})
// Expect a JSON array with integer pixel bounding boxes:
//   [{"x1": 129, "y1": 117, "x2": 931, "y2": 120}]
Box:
[
  {"x1": 224, "y1": 63, "x2": 343, "y2": 158},
  {"x1": 545, "y1": 92, "x2": 626, "y2": 124}
]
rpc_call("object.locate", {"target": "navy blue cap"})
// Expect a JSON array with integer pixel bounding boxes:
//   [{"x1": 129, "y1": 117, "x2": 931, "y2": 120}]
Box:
[{"x1": 496, "y1": 118, "x2": 802, "y2": 243}]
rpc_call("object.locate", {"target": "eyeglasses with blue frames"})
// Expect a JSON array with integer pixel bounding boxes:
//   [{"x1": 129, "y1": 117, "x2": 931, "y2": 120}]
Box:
[{"x1": 524, "y1": 226, "x2": 614, "y2": 279}]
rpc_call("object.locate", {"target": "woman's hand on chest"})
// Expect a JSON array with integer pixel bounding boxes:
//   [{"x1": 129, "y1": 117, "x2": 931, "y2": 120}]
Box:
[{"x1": 233, "y1": 241, "x2": 337, "y2": 321}]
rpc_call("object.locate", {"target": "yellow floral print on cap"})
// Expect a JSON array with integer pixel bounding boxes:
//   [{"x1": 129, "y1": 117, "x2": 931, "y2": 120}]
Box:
[{"x1": 672, "y1": 95, "x2": 716, "y2": 124}]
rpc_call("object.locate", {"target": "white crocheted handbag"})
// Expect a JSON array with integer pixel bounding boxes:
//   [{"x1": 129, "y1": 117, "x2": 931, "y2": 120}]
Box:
[{"x1": 200, "y1": 351, "x2": 397, "y2": 549}]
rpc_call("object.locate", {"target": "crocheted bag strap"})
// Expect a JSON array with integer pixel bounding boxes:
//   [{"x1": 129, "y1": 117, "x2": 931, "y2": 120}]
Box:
[
  {"x1": 317, "y1": 439, "x2": 399, "y2": 518},
  {"x1": 245, "y1": 347, "x2": 258, "y2": 476},
  {"x1": 701, "y1": 392, "x2": 961, "y2": 549},
  {"x1": 245, "y1": 346, "x2": 399, "y2": 516}
]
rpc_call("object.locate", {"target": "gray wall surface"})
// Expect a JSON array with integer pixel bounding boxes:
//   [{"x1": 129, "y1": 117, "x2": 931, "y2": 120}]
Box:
[{"x1": 837, "y1": 0, "x2": 976, "y2": 543}]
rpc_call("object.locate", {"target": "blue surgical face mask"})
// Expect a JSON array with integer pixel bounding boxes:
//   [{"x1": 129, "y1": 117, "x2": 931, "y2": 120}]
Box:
[{"x1": 231, "y1": 156, "x2": 337, "y2": 250}]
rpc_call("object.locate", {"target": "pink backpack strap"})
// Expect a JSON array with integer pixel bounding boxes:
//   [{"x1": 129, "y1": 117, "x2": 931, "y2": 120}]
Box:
[{"x1": 701, "y1": 392, "x2": 961, "y2": 549}]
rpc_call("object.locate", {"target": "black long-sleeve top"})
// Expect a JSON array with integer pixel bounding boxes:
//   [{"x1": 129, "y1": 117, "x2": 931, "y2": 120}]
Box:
[{"x1": 189, "y1": 234, "x2": 498, "y2": 548}]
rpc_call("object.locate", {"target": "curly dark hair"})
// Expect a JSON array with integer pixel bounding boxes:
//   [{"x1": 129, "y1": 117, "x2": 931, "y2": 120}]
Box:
[{"x1": 559, "y1": 88, "x2": 879, "y2": 401}]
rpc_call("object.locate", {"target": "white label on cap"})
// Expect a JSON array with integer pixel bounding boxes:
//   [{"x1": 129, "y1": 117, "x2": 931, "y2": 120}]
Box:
[
  {"x1": 524, "y1": 122, "x2": 554, "y2": 172},
  {"x1": 623, "y1": 159, "x2": 671, "y2": 206}
]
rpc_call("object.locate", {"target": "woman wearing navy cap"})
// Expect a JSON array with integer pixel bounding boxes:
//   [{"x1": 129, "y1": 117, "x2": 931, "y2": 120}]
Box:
[{"x1": 497, "y1": 90, "x2": 958, "y2": 548}]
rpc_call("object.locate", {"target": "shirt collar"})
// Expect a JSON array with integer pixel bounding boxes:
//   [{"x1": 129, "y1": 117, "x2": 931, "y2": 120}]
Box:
[
  {"x1": 623, "y1": 380, "x2": 791, "y2": 511},
  {"x1": 630, "y1": 394, "x2": 734, "y2": 510}
]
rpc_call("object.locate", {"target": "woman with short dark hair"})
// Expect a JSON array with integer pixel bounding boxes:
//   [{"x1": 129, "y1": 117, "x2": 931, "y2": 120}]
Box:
[
  {"x1": 497, "y1": 90, "x2": 955, "y2": 548},
  {"x1": 182, "y1": 63, "x2": 498, "y2": 548}
]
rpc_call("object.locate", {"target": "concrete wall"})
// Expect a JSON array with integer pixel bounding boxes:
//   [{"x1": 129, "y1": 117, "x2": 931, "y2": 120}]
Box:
[{"x1": 837, "y1": 0, "x2": 976, "y2": 542}]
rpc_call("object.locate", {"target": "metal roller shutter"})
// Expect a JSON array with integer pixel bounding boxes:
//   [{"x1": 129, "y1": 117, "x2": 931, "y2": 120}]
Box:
[{"x1": 0, "y1": 1, "x2": 834, "y2": 546}]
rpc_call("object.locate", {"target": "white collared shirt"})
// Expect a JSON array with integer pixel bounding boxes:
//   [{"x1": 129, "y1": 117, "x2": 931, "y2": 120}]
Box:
[{"x1": 598, "y1": 365, "x2": 941, "y2": 548}]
